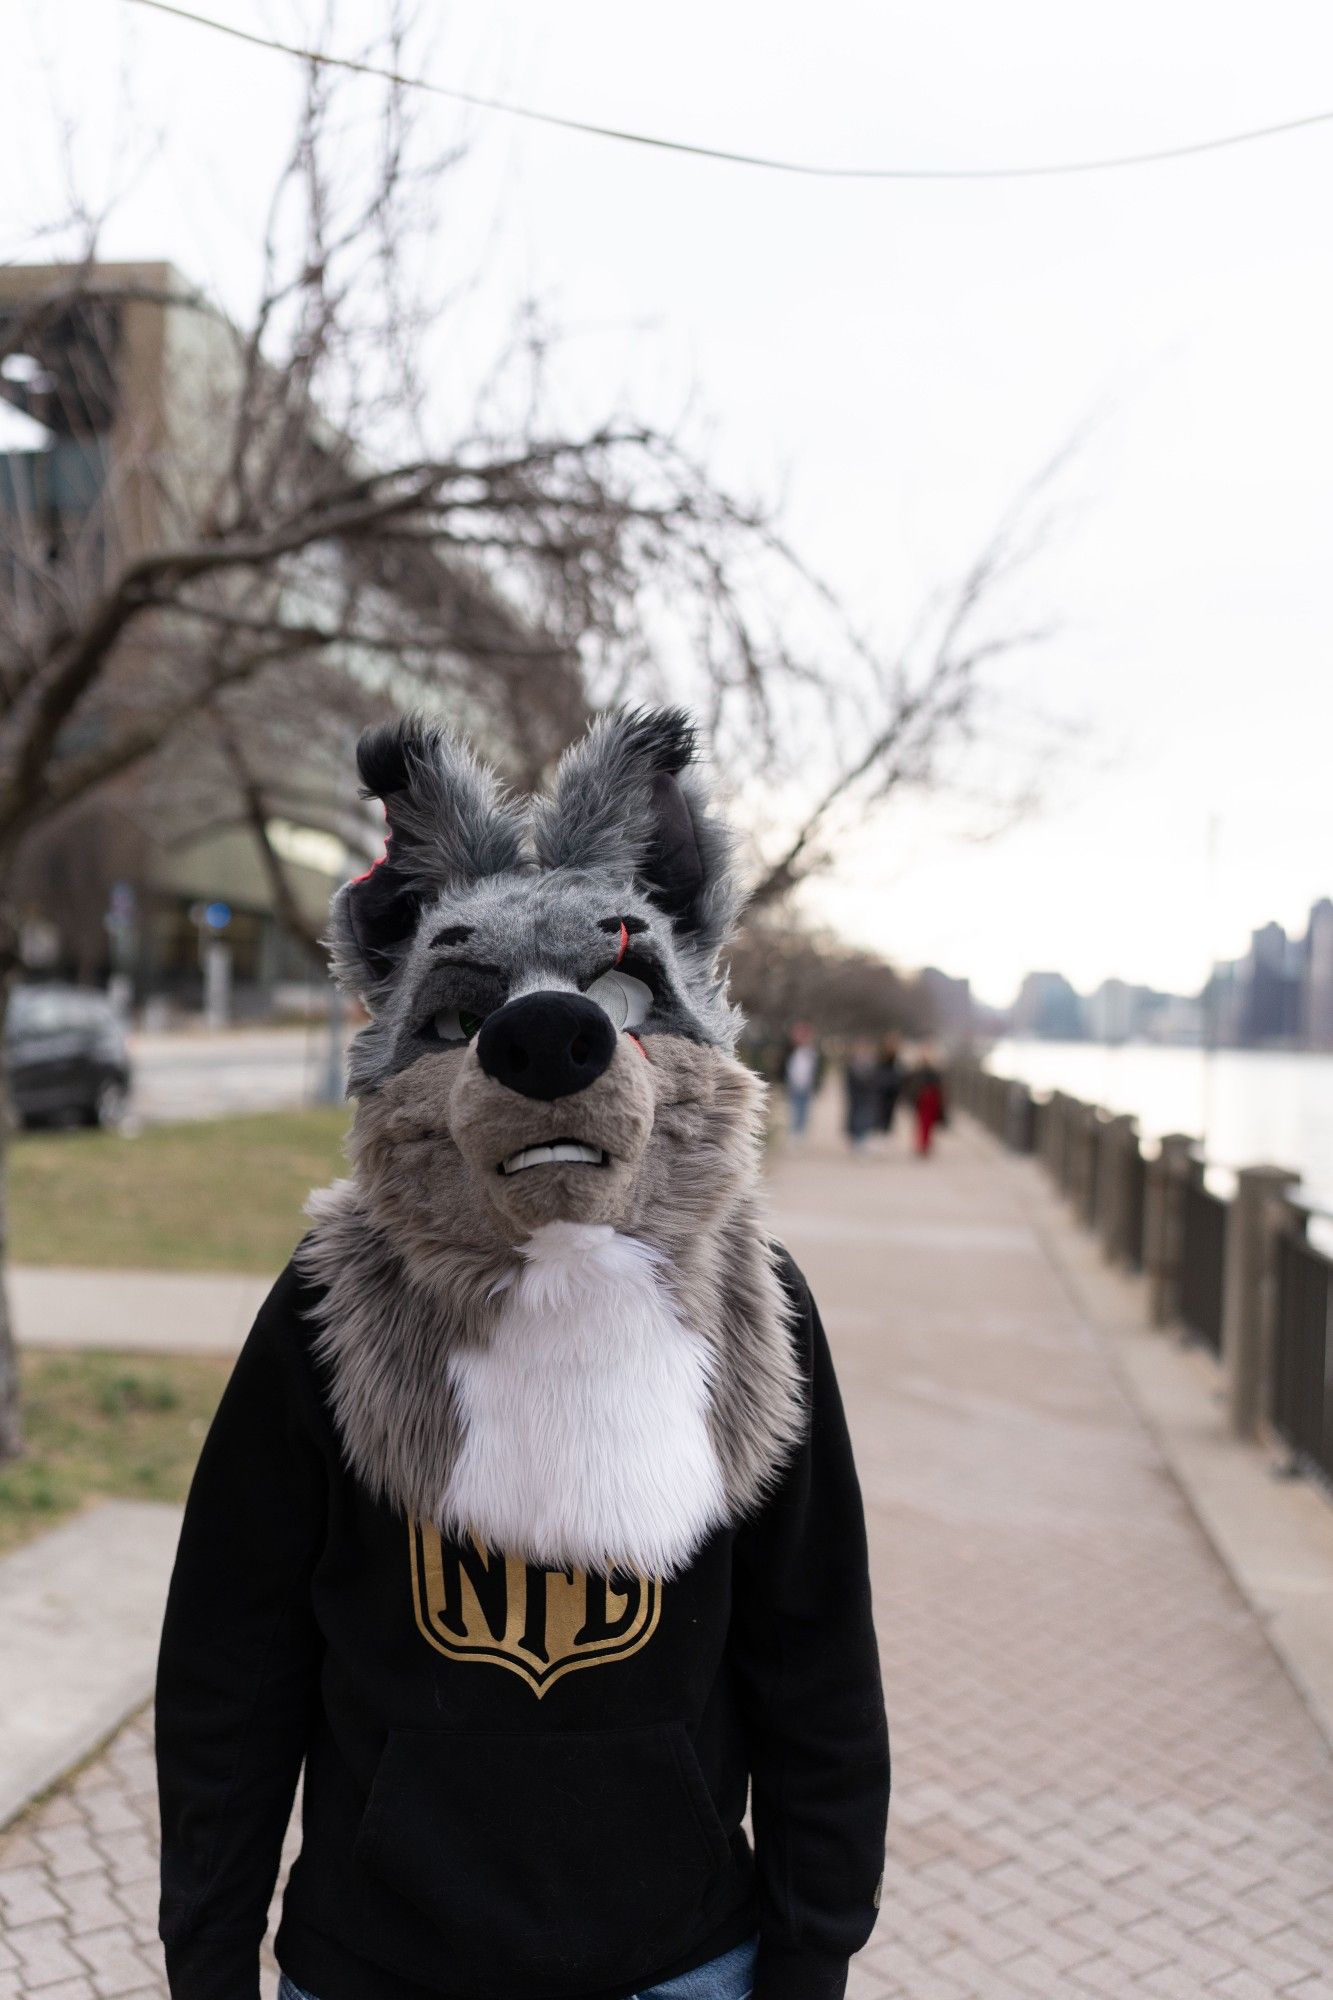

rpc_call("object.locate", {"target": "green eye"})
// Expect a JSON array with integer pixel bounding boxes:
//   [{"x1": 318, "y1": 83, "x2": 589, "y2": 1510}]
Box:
[{"x1": 434, "y1": 1008, "x2": 484, "y2": 1043}]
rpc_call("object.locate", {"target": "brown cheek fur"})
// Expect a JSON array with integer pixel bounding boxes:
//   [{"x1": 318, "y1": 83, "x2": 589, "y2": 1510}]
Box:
[
  {"x1": 448, "y1": 1034, "x2": 656, "y2": 1233},
  {"x1": 350, "y1": 1048, "x2": 517, "y2": 1278}
]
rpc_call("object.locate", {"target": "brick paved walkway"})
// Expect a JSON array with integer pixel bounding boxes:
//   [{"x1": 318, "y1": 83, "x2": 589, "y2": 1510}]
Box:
[{"x1": 3, "y1": 1106, "x2": 1332, "y2": 1998}]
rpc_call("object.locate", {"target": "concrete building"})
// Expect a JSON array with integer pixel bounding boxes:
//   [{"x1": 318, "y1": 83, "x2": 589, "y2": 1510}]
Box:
[
  {"x1": 1007, "y1": 897, "x2": 1333, "y2": 1054},
  {"x1": 0, "y1": 262, "x2": 341, "y2": 1008},
  {"x1": 1084, "y1": 979, "x2": 1172, "y2": 1045},
  {"x1": 920, "y1": 966, "x2": 973, "y2": 1044},
  {"x1": 1013, "y1": 970, "x2": 1084, "y2": 1041},
  {"x1": 0, "y1": 261, "x2": 558, "y2": 1013},
  {"x1": 1304, "y1": 898, "x2": 1333, "y2": 1050},
  {"x1": 1240, "y1": 921, "x2": 1303, "y2": 1045},
  {"x1": 1144, "y1": 993, "x2": 1205, "y2": 1045}
]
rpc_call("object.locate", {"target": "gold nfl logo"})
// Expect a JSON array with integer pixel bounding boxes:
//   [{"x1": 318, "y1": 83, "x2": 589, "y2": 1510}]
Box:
[{"x1": 410, "y1": 1522, "x2": 662, "y2": 1696}]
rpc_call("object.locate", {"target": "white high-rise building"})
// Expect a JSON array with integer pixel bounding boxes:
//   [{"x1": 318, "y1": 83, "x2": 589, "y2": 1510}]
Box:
[{"x1": 1305, "y1": 898, "x2": 1333, "y2": 1050}]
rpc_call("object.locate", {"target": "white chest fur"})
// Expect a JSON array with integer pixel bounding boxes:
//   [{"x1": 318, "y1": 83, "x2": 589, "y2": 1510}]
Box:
[{"x1": 438, "y1": 1222, "x2": 727, "y2": 1577}]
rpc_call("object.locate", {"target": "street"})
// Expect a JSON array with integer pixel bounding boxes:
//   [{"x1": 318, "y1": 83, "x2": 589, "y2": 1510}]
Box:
[{"x1": 126, "y1": 1026, "x2": 345, "y2": 1125}]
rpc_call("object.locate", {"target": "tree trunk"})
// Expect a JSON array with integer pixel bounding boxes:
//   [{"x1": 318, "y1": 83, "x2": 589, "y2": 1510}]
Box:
[{"x1": 0, "y1": 907, "x2": 24, "y2": 1460}]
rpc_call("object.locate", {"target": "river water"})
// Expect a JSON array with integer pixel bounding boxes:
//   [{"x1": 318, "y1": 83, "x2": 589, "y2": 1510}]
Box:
[{"x1": 984, "y1": 1040, "x2": 1333, "y2": 1214}]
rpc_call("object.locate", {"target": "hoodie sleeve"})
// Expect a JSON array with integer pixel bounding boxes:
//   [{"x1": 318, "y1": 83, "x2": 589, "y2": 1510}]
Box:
[
  {"x1": 155, "y1": 1262, "x2": 328, "y2": 2000},
  {"x1": 730, "y1": 1256, "x2": 890, "y2": 2000}
]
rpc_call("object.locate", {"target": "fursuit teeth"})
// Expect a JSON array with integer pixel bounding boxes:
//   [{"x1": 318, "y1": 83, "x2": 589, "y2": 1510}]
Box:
[{"x1": 499, "y1": 1140, "x2": 606, "y2": 1176}]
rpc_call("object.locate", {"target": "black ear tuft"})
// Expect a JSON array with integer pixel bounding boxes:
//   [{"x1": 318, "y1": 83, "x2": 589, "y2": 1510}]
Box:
[
  {"x1": 356, "y1": 715, "x2": 435, "y2": 805},
  {"x1": 618, "y1": 706, "x2": 696, "y2": 779}
]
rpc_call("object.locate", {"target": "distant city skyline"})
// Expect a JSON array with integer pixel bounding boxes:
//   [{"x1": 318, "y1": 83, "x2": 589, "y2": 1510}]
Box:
[{"x1": 949, "y1": 896, "x2": 1333, "y2": 1049}]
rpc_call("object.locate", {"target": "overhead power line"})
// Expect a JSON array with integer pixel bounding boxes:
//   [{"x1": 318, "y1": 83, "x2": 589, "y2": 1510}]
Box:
[{"x1": 127, "y1": 0, "x2": 1333, "y2": 184}]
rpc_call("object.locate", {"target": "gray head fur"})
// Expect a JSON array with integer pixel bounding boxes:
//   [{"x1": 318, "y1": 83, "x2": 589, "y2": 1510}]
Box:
[{"x1": 330, "y1": 707, "x2": 744, "y2": 1095}]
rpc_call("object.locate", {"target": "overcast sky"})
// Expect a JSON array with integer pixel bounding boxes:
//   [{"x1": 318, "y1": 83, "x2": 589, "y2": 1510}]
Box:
[{"x1": 4, "y1": 1, "x2": 1331, "y2": 1006}]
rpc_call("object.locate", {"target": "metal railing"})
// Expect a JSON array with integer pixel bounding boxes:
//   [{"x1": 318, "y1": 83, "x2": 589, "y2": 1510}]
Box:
[
  {"x1": 950, "y1": 1058, "x2": 1333, "y2": 1486},
  {"x1": 1272, "y1": 1215, "x2": 1333, "y2": 1484},
  {"x1": 1179, "y1": 1173, "x2": 1226, "y2": 1355}
]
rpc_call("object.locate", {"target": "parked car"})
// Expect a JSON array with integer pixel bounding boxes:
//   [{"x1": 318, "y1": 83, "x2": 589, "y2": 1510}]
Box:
[{"x1": 5, "y1": 985, "x2": 132, "y2": 1129}]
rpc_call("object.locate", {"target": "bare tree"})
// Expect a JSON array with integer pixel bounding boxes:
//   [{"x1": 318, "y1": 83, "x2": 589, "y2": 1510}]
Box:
[
  {"x1": 0, "y1": 23, "x2": 1063, "y2": 1456},
  {"x1": 729, "y1": 914, "x2": 933, "y2": 1055}
]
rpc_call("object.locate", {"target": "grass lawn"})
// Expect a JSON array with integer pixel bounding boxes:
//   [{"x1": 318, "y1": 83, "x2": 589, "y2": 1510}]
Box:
[
  {"x1": 0, "y1": 1348, "x2": 231, "y2": 1557},
  {"x1": 10, "y1": 1106, "x2": 349, "y2": 1273}
]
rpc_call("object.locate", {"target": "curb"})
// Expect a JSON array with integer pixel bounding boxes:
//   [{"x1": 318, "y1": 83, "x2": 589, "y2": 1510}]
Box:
[{"x1": 0, "y1": 1499, "x2": 183, "y2": 1829}]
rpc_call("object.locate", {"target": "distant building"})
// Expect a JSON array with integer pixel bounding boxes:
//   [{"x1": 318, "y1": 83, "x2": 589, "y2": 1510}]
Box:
[
  {"x1": 1085, "y1": 978, "x2": 1133, "y2": 1043},
  {"x1": 1082, "y1": 979, "x2": 1169, "y2": 1044},
  {"x1": 0, "y1": 262, "x2": 343, "y2": 1005},
  {"x1": 1013, "y1": 971, "x2": 1084, "y2": 1041},
  {"x1": 1304, "y1": 899, "x2": 1333, "y2": 1050},
  {"x1": 1005, "y1": 898, "x2": 1333, "y2": 1055},
  {"x1": 1241, "y1": 922, "x2": 1303, "y2": 1045},
  {"x1": 920, "y1": 967, "x2": 973, "y2": 1044},
  {"x1": 0, "y1": 260, "x2": 552, "y2": 1013},
  {"x1": 1201, "y1": 958, "x2": 1243, "y2": 1047},
  {"x1": 1145, "y1": 994, "x2": 1205, "y2": 1045}
]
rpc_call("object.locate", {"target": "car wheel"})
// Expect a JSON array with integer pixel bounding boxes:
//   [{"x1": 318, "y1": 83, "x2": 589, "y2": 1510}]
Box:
[{"x1": 91, "y1": 1080, "x2": 130, "y2": 1130}]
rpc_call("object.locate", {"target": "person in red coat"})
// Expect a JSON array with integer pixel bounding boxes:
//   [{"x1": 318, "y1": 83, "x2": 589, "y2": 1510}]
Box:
[{"x1": 908, "y1": 1050, "x2": 947, "y2": 1156}]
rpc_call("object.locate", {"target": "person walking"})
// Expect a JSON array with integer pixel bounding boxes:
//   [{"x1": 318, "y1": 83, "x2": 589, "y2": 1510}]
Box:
[
  {"x1": 874, "y1": 1033, "x2": 904, "y2": 1137},
  {"x1": 782, "y1": 1021, "x2": 821, "y2": 1140},
  {"x1": 843, "y1": 1038, "x2": 880, "y2": 1151},
  {"x1": 908, "y1": 1048, "x2": 947, "y2": 1157}
]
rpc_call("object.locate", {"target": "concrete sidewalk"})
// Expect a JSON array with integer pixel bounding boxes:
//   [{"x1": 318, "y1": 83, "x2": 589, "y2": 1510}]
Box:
[
  {"x1": 770, "y1": 1111, "x2": 1333, "y2": 1997},
  {"x1": 2, "y1": 1101, "x2": 1331, "y2": 1998},
  {"x1": 11, "y1": 1266, "x2": 268, "y2": 1356}
]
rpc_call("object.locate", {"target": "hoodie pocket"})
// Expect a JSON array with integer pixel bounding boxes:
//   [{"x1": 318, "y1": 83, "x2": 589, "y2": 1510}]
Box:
[{"x1": 352, "y1": 1721, "x2": 732, "y2": 1995}]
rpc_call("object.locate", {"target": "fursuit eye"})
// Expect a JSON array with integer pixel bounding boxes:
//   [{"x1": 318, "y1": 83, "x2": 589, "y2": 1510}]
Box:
[
  {"x1": 433, "y1": 1008, "x2": 483, "y2": 1043},
  {"x1": 585, "y1": 969, "x2": 652, "y2": 1032}
]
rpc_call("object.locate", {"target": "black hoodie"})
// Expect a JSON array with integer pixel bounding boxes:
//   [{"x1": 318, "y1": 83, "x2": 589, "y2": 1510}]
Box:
[{"x1": 155, "y1": 1249, "x2": 889, "y2": 2000}]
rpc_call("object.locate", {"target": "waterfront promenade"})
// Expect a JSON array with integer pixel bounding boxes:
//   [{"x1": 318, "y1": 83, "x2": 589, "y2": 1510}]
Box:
[{"x1": 1, "y1": 1101, "x2": 1331, "y2": 1997}]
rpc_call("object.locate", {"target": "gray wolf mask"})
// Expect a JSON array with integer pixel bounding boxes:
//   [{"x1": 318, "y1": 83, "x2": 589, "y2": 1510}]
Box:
[{"x1": 301, "y1": 708, "x2": 804, "y2": 1576}]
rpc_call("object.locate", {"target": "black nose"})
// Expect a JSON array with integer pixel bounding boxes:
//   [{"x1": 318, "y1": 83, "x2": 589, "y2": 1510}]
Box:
[{"x1": 475, "y1": 991, "x2": 617, "y2": 1101}]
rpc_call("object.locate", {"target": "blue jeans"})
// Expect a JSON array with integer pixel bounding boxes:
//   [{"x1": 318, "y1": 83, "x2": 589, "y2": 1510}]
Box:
[{"x1": 278, "y1": 1938, "x2": 757, "y2": 1999}]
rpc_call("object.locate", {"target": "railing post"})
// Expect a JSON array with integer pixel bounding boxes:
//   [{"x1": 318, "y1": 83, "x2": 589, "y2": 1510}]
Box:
[
  {"x1": 1060, "y1": 1096, "x2": 1079, "y2": 1199},
  {"x1": 1067, "y1": 1101, "x2": 1091, "y2": 1214},
  {"x1": 1096, "y1": 1113, "x2": 1138, "y2": 1263},
  {"x1": 1261, "y1": 1188, "x2": 1309, "y2": 1453},
  {"x1": 1222, "y1": 1165, "x2": 1300, "y2": 1441},
  {"x1": 1073, "y1": 1103, "x2": 1101, "y2": 1227},
  {"x1": 1078, "y1": 1109, "x2": 1095, "y2": 1226},
  {"x1": 1047, "y1": 1091, "x2": 1066, "y2": 1184},
  {"x1": 1004, "y1": 1079, "x2": 1035, "y2": 1153},
  {"x1": 1066, "y1": 1097, "x2": 1085, "y2": 1200},
  {"x1": 1146, "y1": 1134, "x2": 1194, "y2": 1327}
]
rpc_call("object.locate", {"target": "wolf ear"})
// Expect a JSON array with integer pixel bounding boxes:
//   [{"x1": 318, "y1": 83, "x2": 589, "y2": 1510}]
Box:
[
  {"x1": 328, "y1": 715, "x2": 525, "y2": 998},
  {"x1": 532, "y1": 707, "x2": 741, "y2": 956}
]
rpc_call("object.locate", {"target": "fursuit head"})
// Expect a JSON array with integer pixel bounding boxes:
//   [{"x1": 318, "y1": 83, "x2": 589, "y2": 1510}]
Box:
[{"x1": 301, "y1": 708, "x2": 805, "y2": 1580}]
